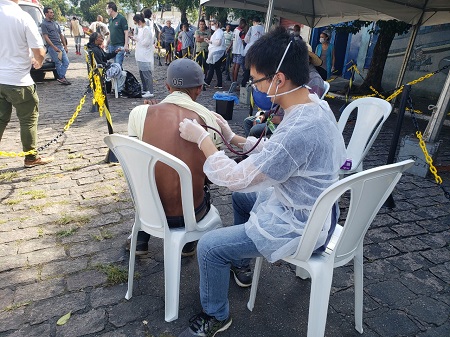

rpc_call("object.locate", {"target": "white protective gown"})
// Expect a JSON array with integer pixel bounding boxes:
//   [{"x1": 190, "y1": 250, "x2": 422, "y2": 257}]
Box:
[{"x1": 204, "y1": 94, "x2": 347, "y2": 262}]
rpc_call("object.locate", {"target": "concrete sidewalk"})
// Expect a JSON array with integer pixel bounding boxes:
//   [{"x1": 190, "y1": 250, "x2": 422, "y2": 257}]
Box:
[{"x1": 0, "y1": 39, "x2": 449, "y2": 337}]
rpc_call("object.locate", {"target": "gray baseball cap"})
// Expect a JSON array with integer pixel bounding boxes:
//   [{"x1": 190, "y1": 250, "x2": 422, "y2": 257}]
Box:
[{"x1": 166, "y1": 59, "x2": 206, "y2": 88}]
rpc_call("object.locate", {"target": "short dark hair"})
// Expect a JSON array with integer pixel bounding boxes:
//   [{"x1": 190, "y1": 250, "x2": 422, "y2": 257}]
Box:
[
  {"x1": 239, "y1": 18, "x2": 247, "y2": 26},
  {"x1": 245, "y1": 26, "x2": 309, "y2": 87},
  {"x1": 133, "y1": 13, "x2": 145, "y2": 23},
  {"x1": 142, "y1": 8, "x2": 152, "y2": 19},
  {"x1": 43, "y1": 7, "x2": 52, "y2": 14},
  {"x1": 107, "y1": 2, "x2": 117, "y2": 12},
  {"x1": 253, "y1": 16, "x2": 261, "y2": 23},
  {"x1": 89, "y1": 32, "x2": 99, "y2": 44}
]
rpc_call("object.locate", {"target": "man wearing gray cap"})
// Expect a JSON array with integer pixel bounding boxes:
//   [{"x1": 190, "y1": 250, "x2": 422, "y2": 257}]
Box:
[{"x1": 127, "y1": 58, "x2": 223, "y2": 255}]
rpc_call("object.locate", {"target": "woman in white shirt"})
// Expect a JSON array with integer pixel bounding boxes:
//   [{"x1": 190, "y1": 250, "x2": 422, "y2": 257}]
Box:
[
  {"x1": 204, "y1": 19, "x2": 226, "y2": 89},
  {"x1": 131, "y1": 14, "x2": 154, "y2": 98}
]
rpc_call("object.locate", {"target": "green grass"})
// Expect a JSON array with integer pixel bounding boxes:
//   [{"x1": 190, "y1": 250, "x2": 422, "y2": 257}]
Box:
[
  {"x1": 0, "y1": 171, "x2": 19, "y2": 182},
  {"x1": 95, "y1": 264, "x2": 129, "y2": 285},
  {"x1": 92, "y1": 230, "x2": 113, "y2": 241},
  {"x1": 20, "y1": 190, "x2": 47, "y2": 199},
  {"x1": 56, "y1": 227, "x2": 79, "y2": 237},
  {"x1": 30, "y1": 173, "x2": 51, "y2": 182},
  {"x1": 4, "y1": 198, "x2": 22, "y2": 205},
  {"x1": 30, "y1": 200, "x2": 68, "y2": 212},
  {"x1": 56, "y1": 214, "x2": 90, "y2": 227},
  {"x1": 67, "y1": 153, "x2": 84, "y2": 159},
  {"x1": 3, "y1": 301, "x2": 31, "y2": 312}
]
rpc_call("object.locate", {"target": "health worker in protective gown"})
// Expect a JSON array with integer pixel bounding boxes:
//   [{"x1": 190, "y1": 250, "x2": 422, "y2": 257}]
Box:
[{"x1": 177, "y1": 26, "x2": 347, "y2": 337}]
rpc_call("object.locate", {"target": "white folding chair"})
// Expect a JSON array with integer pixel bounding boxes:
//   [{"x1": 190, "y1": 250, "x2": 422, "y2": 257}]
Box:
[
  {"x1": 338, "y1": 97, "x2": 392, "y2": 176},
  {"x1": 247, "y1": 160, "x2": 414, "y2": 337},
  {"x1": 104, "y1": 134, "x2": 222, "y2": 322},
  {"x1": 321, "y1": 81, "x2": 330, "y2": 99}
]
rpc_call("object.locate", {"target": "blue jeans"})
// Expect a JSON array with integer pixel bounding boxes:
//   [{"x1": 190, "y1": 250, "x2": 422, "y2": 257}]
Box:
[
  {"x1": 197, "y1": 224, "x2": 261, "y2": 320},
  {"x1": 47, "y1": 46, "x2": 69, "y2": 79},
  {"x1": 243, "y1": 117, "x2": 272, "y2": 138},
  {"x1": 109, "y1": 45, "x2": 125, "y2": 66},
  {"x1": 196, "y1": 191, "x2": 259, "y2": 320}
]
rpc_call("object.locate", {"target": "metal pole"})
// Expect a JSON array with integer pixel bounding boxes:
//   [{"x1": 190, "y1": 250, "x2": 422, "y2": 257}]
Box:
[
  {"x1": 100, "y1": 71, "x2": 118, "y2": 163},
  {"x1": 384, "y1": 84, "x2": 411, "y2": 208},
  {"x1": 264, "y1": 0, "x2": 274, "y2": 33},
  {"x1": 423, "y1": 69, "x2": 450, "y2": 142}
]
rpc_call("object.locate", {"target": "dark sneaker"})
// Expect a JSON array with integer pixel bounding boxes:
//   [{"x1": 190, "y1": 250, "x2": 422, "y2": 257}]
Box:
[
  {"x1": 178, "y1": 312, "x2": 232, "y2": 337},
  {"x1": 125, "y1": 237, "x2": 149, "y2": 256},
  {"x1": 181, "y1": 241, "x2": 197, "y2": 257},
  {"x1": 24, "y1": 156, "x2": 54, "y2": 168},
  {"x1": 230, "y1": 265, "x2": 252, "y2": 288}
]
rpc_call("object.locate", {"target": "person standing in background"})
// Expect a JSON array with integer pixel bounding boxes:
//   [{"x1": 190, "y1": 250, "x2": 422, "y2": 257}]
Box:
[
  {"x1": 315, "y1": 29, "x2": 335, "y2": 79},
  {"x1": 70, "y1": 17, "x2": 82, "y2": 55},
  {"x1": 194, "y1": 19, "x2": 211, "y2": 75},
  {"x1": 230, "y1": 18, "x2": 246, "y2": 84},
  {"x1": 204, "y1": 19, "x2": 226, "y2": 89},
  {"x1": 178, "y1": 22, "x2": 194, "y2": 58},
  {"x1": 223, "y1": 24, "x2": 233, "y2": 81},
  {"x1": 292, "y1": 24, "x2": 302, "y2": 42},
  {"x1": 106, "y1": 2, "x2": 129, "y2": 66},
  {"x1": 0, "y1": 0, "x2": 54, "y2": 167},
  {"x1": 160, "y1": 20, "x2": 175, "y2": 65},
  {"x1": 131, "y1": 14, "x2": 154, "y2": 98},
  {"x1": 88, "y1": 15, "x2": 109, "y2": 47},
  {"x1": 241, "y1": 16, "x2": 264, "y2": 86},
  {"x1": 42, "y1": 7, "x2": 70, "y2": 85}
]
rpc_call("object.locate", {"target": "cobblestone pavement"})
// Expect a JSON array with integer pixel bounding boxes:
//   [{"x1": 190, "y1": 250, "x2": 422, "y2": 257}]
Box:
[{"x1": 1, "y1": 38, "x2": 449, "y2": 337}]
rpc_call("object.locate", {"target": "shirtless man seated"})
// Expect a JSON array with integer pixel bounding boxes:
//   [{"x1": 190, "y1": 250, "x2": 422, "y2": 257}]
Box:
[{"x1": 127, "y1": 58, "x2": 223, "y2": 255}]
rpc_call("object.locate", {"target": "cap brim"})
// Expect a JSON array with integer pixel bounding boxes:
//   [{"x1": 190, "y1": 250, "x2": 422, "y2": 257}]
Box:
[{"x1": 309, "y1": 51, "x2": 322, "y2": 67}]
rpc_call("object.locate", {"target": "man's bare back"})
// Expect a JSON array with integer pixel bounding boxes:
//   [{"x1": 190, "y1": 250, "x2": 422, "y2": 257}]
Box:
[{"x1": 141, "y1": 102, "x2": 206, "y2": 217}]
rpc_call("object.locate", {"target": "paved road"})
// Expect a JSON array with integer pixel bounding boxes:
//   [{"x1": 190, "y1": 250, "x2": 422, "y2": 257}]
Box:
[{"x1": 0, "y1": 39, "x2": 449, "y2": 337}]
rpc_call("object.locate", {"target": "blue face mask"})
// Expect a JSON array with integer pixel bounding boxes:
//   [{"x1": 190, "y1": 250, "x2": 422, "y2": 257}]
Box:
[{"x1": 252, "y1": 88, "x2": 273, "y2": 110}]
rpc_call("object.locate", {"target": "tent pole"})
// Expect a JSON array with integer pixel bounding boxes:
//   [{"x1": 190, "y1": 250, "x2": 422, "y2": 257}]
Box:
[
  {"x1": 264, "y1": 0, "x2": 274, "y2": 32},
  {"x1": 423, "y1": 70, "x2": 450, "y2": 142},
  {"x1": 394, "y1": 24, "x2": 419, "y2": 91}
]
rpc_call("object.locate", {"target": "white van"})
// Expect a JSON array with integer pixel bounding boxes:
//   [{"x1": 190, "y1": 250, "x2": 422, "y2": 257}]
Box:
[{"x1": 18, "y1": 0, "x2": 58, "y2": 82}]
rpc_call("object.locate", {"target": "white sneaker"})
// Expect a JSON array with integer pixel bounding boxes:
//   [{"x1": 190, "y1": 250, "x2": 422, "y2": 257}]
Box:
[{"x1": 142, "y1": 91, "x2": 154, "y2": 98}]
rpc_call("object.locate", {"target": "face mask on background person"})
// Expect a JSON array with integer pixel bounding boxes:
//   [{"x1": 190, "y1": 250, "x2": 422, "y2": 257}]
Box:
[
  {"x1": 319, "y1": 37, "x2": 325, "y2": 43},
  {"x1": 106, "y1": 8, "x2": 112, "y2": 16},
  {"x1": 211, "y1": 24, "x2": 216, "y2": 31}
]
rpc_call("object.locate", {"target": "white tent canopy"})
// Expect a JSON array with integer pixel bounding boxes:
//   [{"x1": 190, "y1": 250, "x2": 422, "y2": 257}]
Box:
[{"x1": 200, "y1": 0, "x2": 396, "y2": 27}]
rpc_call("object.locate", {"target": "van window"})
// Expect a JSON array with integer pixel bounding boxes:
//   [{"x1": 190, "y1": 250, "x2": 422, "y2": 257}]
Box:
[{"x1": 19, "y1": 4, "x2": 43, "y2": 27}]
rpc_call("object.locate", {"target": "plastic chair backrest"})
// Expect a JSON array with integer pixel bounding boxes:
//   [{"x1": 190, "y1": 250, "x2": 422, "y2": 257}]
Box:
[
  {"x1": 337, "y1": 97, "x2": 392, "y2": 171},
  {"x1": 104, "y1": 134, "x2": 198, "y2": 233},
  {"x1": 321, "y1": 81, "x2": 330, "y2": 99},
  {"x1": 292, "y1": 160, "x2": 414, "y2": 262}
]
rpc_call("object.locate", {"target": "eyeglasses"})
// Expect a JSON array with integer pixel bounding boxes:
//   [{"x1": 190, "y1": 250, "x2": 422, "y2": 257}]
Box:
[{"x1": 247, "y1": 74, "x2": 275, "y2": 89}]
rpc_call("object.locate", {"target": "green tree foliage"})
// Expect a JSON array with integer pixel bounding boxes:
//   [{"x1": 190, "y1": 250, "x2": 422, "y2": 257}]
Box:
[
  {"x1": 40, "y1": 0, "x2": 69, "y2": 22},
  {"x1": 334, "y1": 19, "x2": 411, "y2": 93}
]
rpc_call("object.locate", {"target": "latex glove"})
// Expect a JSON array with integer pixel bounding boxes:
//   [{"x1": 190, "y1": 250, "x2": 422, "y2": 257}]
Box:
[
  {"x1": 212, "y1": 112, "x2": 235, "y2": 143},
  {"x1": 179, "y1": 118, "x2": 209, "y2": 149}
]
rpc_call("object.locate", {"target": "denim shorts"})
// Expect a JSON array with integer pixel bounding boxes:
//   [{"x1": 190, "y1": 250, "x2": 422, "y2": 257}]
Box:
[{"x1": 233, "y1": 54, "x2": 244, "y2": 65}]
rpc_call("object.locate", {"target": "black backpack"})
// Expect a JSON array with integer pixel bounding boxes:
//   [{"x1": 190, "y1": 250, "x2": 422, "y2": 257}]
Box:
[{"x1": 122, "y1": 71, "x2": 142, "y2": 98}]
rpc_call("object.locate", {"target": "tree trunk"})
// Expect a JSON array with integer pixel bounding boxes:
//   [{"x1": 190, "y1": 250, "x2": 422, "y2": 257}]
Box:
[
  {"x1": 358, "y1": 28, "x2": 396, "y2": 92},
  {"x1": 180, "y1": 9, "x2": 187, "y2": 23}
]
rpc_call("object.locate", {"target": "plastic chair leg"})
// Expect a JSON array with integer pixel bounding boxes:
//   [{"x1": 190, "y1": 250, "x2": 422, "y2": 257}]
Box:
[
  {"x1": 125, "y1": 225, "x2": 139, "y2": 300},
  {"x1": 247, "y1": 257, "x2": 263, "y2": 311},
  {"x1": 163, "y1": 239, "x2": 183, "y2": 322},
  {"x1": 306, "y1": 262, "x2": 334, "y2": 337},
  {"x1": 354, "y1": 244, "x2": 364, "y2": 334},
  {"x1": 113, "y1": 78, "x2": 118, "y2": 98},
  {"x1": 296, "y1": 266, "x2": 310, "y2": 279}
]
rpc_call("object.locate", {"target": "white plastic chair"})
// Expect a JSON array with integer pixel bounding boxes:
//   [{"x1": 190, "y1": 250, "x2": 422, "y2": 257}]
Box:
[
  {"x1": 321, "y1": 81, "x2": 330, "y2": 99},
  {"x1": 104, "y1": 134, "x2": 222, "y2": 322},
  {"x1": 247, "y1": 160, "x2": 414, "y2": 337},
  {"x1": 338, "y1": 97, "x2": 392, "y2": 176}
]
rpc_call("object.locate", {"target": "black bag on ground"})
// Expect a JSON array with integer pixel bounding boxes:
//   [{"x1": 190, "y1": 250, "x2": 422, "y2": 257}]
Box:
[{"x1": 122, "y1": 70, "x2": 142, "y2": 98}]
